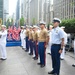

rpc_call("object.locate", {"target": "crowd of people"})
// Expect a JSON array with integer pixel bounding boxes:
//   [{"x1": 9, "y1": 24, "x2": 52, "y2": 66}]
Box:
[
  {"x1": 0, "y1": 18, "x2": 75, "y2": 75},
  {"x1": 20, "y1": 18, "x2": 75, "y2": 75}
]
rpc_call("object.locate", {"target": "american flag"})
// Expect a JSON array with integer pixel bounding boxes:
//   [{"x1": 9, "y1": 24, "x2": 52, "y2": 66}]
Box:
[{"x1": 7, "y1": 26, "x2": 21, "y2": 41}]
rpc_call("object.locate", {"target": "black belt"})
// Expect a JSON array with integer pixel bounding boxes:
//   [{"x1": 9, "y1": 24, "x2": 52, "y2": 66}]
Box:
[{"x1": 52, "y1": 44, "x2": 61, "y2": 46}]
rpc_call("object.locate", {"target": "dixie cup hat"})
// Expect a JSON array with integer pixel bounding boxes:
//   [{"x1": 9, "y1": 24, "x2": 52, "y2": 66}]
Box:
[{"x1": 39, "y1": 21, "x2": 46, "y2": 25}]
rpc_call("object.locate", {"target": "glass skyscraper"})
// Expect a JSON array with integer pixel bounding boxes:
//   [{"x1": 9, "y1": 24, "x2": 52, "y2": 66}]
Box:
[
  {"x1": 0, "y1": 0, "x2": 9, "y2": 24},
  {"x1": 0, "y1": 0, "x2": 3, "y2": 22}
]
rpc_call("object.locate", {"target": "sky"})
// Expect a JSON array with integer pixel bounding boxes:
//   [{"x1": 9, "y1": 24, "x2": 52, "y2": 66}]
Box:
[{"x1": 9, "y1": 0, "x2": 18, "y2": 16}]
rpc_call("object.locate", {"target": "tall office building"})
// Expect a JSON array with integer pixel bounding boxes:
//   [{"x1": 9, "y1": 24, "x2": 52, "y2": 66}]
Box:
[
  {"x1": 30, "y1": 0, "x2": 39, "y2": 25},
  {"x1": 44, "y1": 0, "x2": 51, "y2": 24},
  {"x1": 53, "y1": 0, "x2": 75, "y2": 19},
  {"x1": 21, "y1": 0, "x2": 53, "y2": 25},
  {"x1": 0, "y1": 0, "x2": 3, "y2": 22},
  {"x1": 43, "y1": 0, "x2": 54, "y2": 23},
  {"x1": 21, "y1": 0, "x2": 27, "y2": 18},
  {"x1": 26, "y1": 0, "x2": 30, "y2": 25},
  {"x1": 16, "y1": 0, "x2": 21, "y2": 23},
  {"x1": 21, "y1": 0, "x2": 30, "y2": 25},
  {"x1": 30, "y1": 0, "x2": 47, "y2": 25},
  {"x1": 30, "y1": 0, "x2": 53, "y2": 24},
  {"x1": 50, "y1": 4, "x2": 54, "y2": 23},
  {"x1": 4, "y1": 0, "x2": 9, "y2": 24},
  {"x1": 0, "y1": 0, "x2": 9, "y2": 24}
]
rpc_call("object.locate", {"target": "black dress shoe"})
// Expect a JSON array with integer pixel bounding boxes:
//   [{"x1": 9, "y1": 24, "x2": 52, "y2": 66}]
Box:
[
  {"x1": 53, "y1": 73, "x2": 58, "y2": 75},
  {"x1": 37, "y1": 62, "x2": 41, "y2": 65},
  {"x1": 40, "y1": 64, "x2": 45, "y2": 68},
  {"x1": 29, "y1": 53, "x2": 33, "y2": 55},
  {"x1": 0, "y1": 58, "x2": 7, "y2": 60},
  {"x1": 72, "y1": 64, "x2": 75, "y2": 67},
  {"x1": 48, "y1": 70, "x2": 55, "y2": 74},
  {"x1": 25, "y1": 50, "x2": 29, "y2": 52},
  {"x1": 33, "y1": 57, "x2": 36, "y2": 59},
  {"x1": 54, "y1": 73, "x2": 59, "y2": 75},
  {"x1": 47, "y1": 53, "x2": 51, "y2": 55},
  {"x1": 34, "y1": 57, "x2": 38, "y2": 60},
  {"x1": 22, "y1": 48, "x2": 25, "y2": 50},
  {"x1": 20, "y1": 46, "x2": 23, "y2": 47},
  {"x1": 60, "y1": 58, "x2": 64, "y2": 60},
  {"x1": 33, "y1": 57, "x2": 38, "y2": 60}
]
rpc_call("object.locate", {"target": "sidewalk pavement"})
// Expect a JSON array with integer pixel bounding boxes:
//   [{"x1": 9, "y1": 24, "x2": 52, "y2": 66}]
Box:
[{"x1": 0, "y1": 47, "x2": 75, "y2": 75}]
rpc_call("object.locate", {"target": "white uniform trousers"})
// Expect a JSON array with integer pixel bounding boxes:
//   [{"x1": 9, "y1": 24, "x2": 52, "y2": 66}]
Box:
[
  {"x1": 60, "y1": 46, "x2": 65, "y2": 59},
  {"x1": 22, "y1": 38, "x2": 26, "y2": 49},
  {"x1": 47, "y1": 41, "x2": 52, "y2": 54},
  {"x1": 0, "y1": 43, "x2": 7, "y2": 59},
  {"x1": 74, "y1": 40, "x2": 75, "y2": 64},
  {"x1": 21, "y1": 38, "x2": 23, "y2": 47}
]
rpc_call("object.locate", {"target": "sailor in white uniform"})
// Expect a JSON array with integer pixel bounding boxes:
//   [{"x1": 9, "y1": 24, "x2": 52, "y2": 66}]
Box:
[
  {"x1": 0, "y1": 25, "x2": 7, "y2": 60},
  {"x1": 72, "y1": 36, "x2": 75, "y2": 67},
  {"x1": 60, "y1": 26, "x2": 67, "y2": 60},
  {"x1": 47, "y1": 25, "x2": 53, "y2": 55},
  {"x1": 20, "y1": 26, "x2": 26, "y2": 50}
]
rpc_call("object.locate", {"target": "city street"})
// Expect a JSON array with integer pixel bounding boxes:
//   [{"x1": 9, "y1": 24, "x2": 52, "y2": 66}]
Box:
[{"x1": 0, "y1": 47, "x2": 75, "y2": 75}]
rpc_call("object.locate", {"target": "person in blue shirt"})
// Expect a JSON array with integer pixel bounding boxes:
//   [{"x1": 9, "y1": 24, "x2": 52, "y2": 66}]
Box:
[{"x1": 48, "y1": 18, "x2": 65, "y2": 75}]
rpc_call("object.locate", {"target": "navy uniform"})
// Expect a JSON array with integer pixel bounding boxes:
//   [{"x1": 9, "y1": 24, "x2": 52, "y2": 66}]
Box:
[
  {"x1": 25, "y1": 26, "x2": 29, "y2": 52},
  {"x1": 20, "y1": 26, "x2": 26, "y2": 49},
  {"x1": 60, "y1": 26, "x2": 67, "y2": 60},
  {"x1": 29, "y1": 26, "x2": 33, "y2": 55},
  {"x1": 47, "y1": 25, "x2": 53, "y2": 54},
  {"x1": 38, "y1": 21, "x2": 48, "y2": 68},
  {"x1": 32, "y1": 26, "x2": 39, "y2": 60},
  {"x1": 72, "y1": 36, "x2": 75, "y2": 67},
  {"x1": 48, "y1": 18, "x2": 64, "y2": 75},
  {"x1": 0, "y1": 25, "x2": 7, "y2": 60}
]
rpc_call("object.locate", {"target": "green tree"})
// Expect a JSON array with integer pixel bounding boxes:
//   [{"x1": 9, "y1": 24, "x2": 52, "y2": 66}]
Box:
[
  {"x1": 6, "y1": 18, "x2": 9, "y2": 28},
  {"x1": 6, "y1": 18, "x2": 12, "y2": 28},
  {"x1": 60, "y1": 18, "x2": 75, "y2": 33},
  {"x1": 20, "y1": 17, "x2": 25, "y2": 26},
  {"x1": 32, "y1": 18, "x2": 36, "y2": 25}
]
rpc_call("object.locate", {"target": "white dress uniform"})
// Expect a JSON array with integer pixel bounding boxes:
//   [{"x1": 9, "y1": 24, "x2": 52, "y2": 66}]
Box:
[
  {"x1": 20, "y1": 29, "x2": 26, "y2": 49},
  {"x1": 60, "y1": 31, "x2": 67, "y2": 59},
  {"x1": 47, "y1": 30, "x2": 52, "y2": 54},
  {"x1": 0, "y1": 30, "x2": 7, "y2": 59},
  {"x1": 72, "y1": 38, "x2": 75, "y2": 67},
  {"x1": 74, "y1": 39, "x2": 75, "y2": 61}
]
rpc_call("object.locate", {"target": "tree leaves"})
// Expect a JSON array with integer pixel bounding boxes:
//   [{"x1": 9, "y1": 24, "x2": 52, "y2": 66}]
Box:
[{"x1": 60, "y1": 18, "x2": 75, "y2": 33}]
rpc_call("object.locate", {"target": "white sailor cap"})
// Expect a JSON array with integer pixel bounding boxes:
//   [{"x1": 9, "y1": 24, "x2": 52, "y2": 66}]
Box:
[
  {"x1": 29, "y1": 26, "x2": 33, "y2": 28},
  {"x1": 2, "y1": 25, "x2": 6, "y2": 28},
  {"x1": 33, "y1": 25, "x2": 38, "y2": 28},
  {"x1": 50, "y1": 25, "x2": 53, "y2": 27},
  {"x1": 21, "y1": 26, "x2": 25, "y2": 28},
  {"x1": 60, "y1": 26, "x2": 65, "y2": 29},
  {"x1": 53, "y1": 18, "x2": 61, "y2": 23},
  {"x1": 26, "y1": 25, "x2": 28, "y2": 27},
  {"x1": 39, "y1": 21, "x2": 46, "y2": 25}
]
